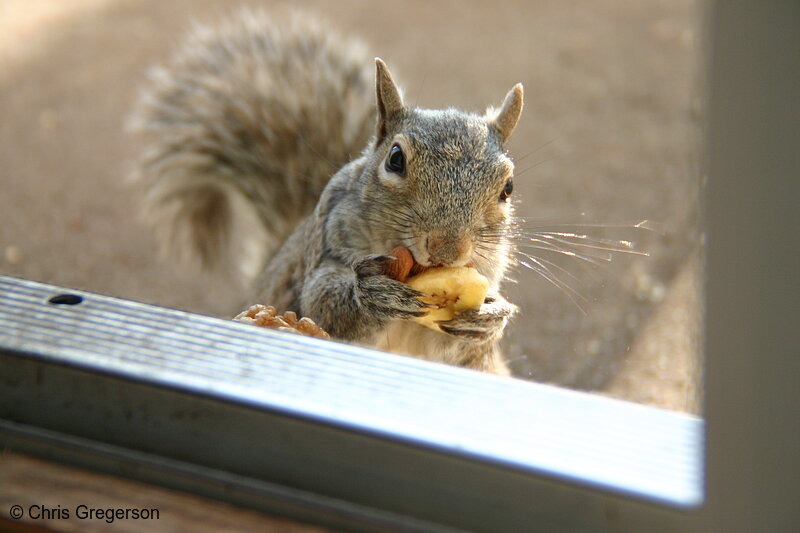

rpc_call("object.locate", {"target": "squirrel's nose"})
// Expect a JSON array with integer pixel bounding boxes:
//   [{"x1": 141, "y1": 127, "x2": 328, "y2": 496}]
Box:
[{"x1": 423, "y1": 230, "x2": 472, "y2": 267}]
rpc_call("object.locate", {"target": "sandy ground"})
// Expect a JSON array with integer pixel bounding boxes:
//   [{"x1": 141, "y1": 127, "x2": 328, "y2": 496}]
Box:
[{"x1": 0, "y1": 0, "x2": 703, "y2": 413}]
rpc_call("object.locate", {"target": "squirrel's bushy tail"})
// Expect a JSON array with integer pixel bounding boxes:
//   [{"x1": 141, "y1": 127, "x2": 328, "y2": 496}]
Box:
[{"x1": 128, "y1": 9, "x2": 375, "y2": 282}]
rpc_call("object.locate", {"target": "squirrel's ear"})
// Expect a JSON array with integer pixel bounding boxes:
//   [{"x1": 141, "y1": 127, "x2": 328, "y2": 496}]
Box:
[
  {"x1": 375, "y1": 58, "x2": 404, "y2": 144},
  {"x1": 487, "y1": 83, "x2": 524, "y2": 143}
]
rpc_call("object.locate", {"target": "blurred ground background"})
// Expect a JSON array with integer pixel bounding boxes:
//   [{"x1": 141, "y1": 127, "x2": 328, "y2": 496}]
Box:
[{"x1": 0, "y1": 0, "x2": 703, "y2": 413}]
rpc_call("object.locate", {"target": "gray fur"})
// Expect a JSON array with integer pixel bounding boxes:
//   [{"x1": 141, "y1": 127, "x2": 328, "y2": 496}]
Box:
[
  {"x1": 131, "y1": 10, "x2": 523, "y2": 374},
  {"x1": 129, "y1": 10, "x2": 375, "y2": 281}
]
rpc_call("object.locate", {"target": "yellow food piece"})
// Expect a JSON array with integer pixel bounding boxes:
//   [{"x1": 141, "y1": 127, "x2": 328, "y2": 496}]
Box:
[{"x1": 406, "y1": 266, "x2": 489, "y2": 330}]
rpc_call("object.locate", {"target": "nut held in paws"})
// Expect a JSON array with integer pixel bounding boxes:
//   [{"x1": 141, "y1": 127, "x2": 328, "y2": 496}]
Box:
[{"x1": 385, "y1": 246, "x2": 414, "y2": 282}]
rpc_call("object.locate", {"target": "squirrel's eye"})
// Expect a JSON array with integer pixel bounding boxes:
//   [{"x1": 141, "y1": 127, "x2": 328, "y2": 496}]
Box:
[
  {"x1": 500, "y1": 178, "x2": 514, "y2": 202},
  {"x1": 385, "y1": 144, "x2": 406, "y2": 175}
]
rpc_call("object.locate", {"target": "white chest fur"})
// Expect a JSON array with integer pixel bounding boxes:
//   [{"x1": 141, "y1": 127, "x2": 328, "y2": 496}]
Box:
[{"x1": 375, "y1": 320, "x2": 464, "y2": 366}]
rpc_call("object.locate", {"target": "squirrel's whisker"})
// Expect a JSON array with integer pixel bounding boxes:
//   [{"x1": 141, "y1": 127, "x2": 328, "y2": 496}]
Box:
[
  {"x1": 516, "y1": 241, "x2": 612, "y2": 265},
  {"x1": 515, "y1": 254, "x2": 588, "y2": 314},
  {"x1": 513, "y1": 138, "x2": 557, "y2": 164},
  {"x1": 526, "y1": 233, "x2": 648, "y2": 257},
  {"x1": 514, "y1": 157, "x2": 553, "y2": 178},
  {"x1": 513, "y1": 250, "x2": 582, "y2": 285}
]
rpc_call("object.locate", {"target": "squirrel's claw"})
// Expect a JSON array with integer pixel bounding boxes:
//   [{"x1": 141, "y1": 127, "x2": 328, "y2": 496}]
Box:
[
  {"x1": 355, "y1": 264, "x2": 429, "y2": 320},
  {"x1": 438, "y1": 324, "x2": 492, "y2": 340},
  {"x1": 436, "y1": 297, "x2": 517, "y2": 342}
]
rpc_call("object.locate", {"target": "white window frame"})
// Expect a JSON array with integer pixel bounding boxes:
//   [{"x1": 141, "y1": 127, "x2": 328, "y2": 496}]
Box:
[{"x1": 1, "y1": 2, "x2": 798, "y2": 531}]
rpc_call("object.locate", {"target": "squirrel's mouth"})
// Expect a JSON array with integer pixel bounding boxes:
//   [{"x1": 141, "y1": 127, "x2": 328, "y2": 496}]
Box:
[
  {"x1": 413, "y1": 245, "x2": 474, "y2": 269},
  {"x1": 416, "y1": 231, "x2": 474, "y2": 268},
  {"x1": 405, "y1": 244, "x2": 474, "y2": 269}
]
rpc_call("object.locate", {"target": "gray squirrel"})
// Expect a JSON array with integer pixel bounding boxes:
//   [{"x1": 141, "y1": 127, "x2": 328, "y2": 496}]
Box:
[{"x1": 129, "y1": 10, "x2": 523, "y2": 375}]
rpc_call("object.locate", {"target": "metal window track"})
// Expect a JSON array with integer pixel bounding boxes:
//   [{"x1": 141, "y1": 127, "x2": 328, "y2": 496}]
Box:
[{"x1": 0, "y1": 275, "x2": 703, "y2": 532}]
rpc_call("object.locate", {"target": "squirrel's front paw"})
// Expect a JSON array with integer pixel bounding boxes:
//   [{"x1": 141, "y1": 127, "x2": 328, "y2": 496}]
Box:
[
  {"x1": 438, "y1": 296, "x2": 517, "y2": 342},
  {"x1": 354, "y1": 254, "x2": 429, "y2": 319}
]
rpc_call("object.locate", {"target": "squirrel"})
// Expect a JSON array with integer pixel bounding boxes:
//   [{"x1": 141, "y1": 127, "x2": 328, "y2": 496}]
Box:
[{"x1": 128, "y1": 10, "x2": 524, "y2": 375}]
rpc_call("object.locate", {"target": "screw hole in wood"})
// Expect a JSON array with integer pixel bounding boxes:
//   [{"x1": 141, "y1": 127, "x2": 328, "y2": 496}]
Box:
[{"x1": 48, "y1": 294, "x2": 83, "y2": 305}]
